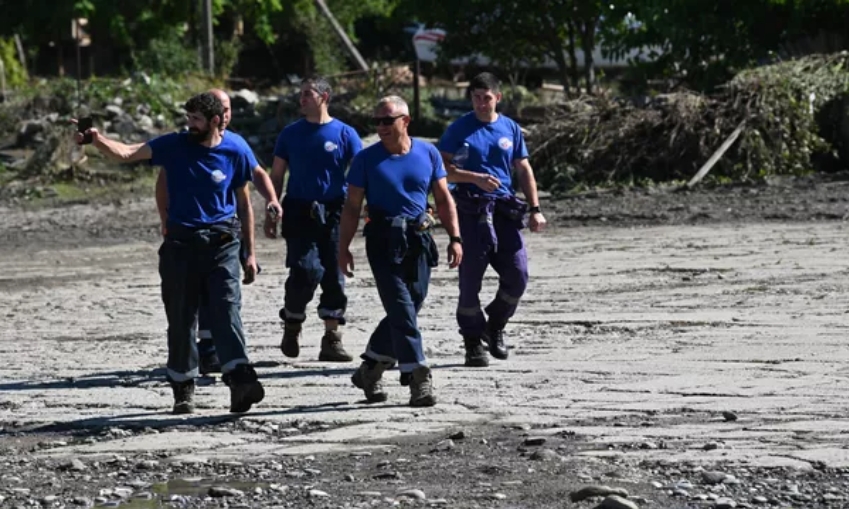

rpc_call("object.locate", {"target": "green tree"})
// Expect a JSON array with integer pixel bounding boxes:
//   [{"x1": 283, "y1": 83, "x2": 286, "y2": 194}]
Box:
[{"x1": 408, "y1": 0, "x2": 623, "y2": 94}]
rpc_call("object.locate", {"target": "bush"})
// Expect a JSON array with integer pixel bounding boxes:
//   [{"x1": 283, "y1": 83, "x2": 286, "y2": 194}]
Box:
[
  {"x1": 133, "y1": 31, "x2": 200, "y2": 77},
  {"x1": 0, "y1": 38, "x2": 27, "y2": 88}
]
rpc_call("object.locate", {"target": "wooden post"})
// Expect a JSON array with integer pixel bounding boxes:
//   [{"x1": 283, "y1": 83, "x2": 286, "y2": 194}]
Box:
[
  {"x1": 13, "y1": 34, "x2": 27, "y2": 76},
  {"x1": 0, "y1": 57, "x2": 6, "y2": 103},
  {"x1": 413, "y1": 59, "x2": 421, "y2": 121},
  {"x1": 314, "y1": 0, "x2": 369, "y2": 72},
  {"x1": 201, "y1": 0, "x2": 215, "y2": 74}
]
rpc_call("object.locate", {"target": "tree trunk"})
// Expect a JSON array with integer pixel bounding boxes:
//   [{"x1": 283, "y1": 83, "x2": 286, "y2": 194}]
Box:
[
  {"x1": 581, "y1": 18, "x2": 597, "y2": 95},
  {"x1": 566, "y1": 19, "x2": 580, "y2": 94},
  {"x1": 549, "y1": 46, "x2": 573, "y2": 96}
]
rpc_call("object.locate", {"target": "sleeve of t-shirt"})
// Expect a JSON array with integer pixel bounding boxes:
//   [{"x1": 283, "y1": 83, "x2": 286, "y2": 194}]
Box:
[
  {"x1": 344, "y1": 126, "x2": 363, "y2": 164},
  {"x1": 272, "y1": 130, "x2": 289, "y2": 161},
  {"x1": 346, "y1": 151, "x2": 367, "y2": 188},
  {"x1": 147, "y1": 132, "x2": 179, "y2": 167},
  {"x1": 430, "y1": 145, "x2": 448, "y2": 180},
  {"x1": 436, "y1": 122, "x2": 459, "y2": 153},
  {"x1": 231, "y1": 144, "x2": 255, "y2": 188},
  {"x1": 513, "y1": 122, "x2": 529, "y2": 160}
]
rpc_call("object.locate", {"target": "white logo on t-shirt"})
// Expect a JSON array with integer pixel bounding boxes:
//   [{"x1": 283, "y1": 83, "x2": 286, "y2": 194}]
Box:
[
  {"x1": 324, "y1": 141, "x2": 338, "y2": 152},
  {"x1": 498, "y1": 137, "x2": 513, "y2": 150},
  {"x1": 211, "y1": 170, "x2": 227, "y2": 183}
]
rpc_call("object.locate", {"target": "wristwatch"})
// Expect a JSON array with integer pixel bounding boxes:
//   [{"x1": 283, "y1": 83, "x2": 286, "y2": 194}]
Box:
[
  {"x1": 529, "y1": 205, "x2": 542, "y2": 214},
  {"x1": 449, "y1": 235, "x2": 463, "y2": 245}
]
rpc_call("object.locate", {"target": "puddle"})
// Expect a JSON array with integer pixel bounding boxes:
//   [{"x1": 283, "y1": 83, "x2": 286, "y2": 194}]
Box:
[{"x1": 102, "y1": 478, "x2": 270, "y2": 508}]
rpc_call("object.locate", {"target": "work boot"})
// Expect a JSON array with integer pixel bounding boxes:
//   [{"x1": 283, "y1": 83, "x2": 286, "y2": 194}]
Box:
[
  {"x1": 199, "y1": 353, "x2": 221, "y2": 375},
  {"x1": 351, "y1": 360, "x2": 391, "y2": 403},
  {"x1": 409, "y1": 366, "x2": 436, "y2": 407},
  {"x1": 484, "y1": 322, "x2": 509, "y2": 360},
  {"x1": 318, "y1": 330, "x2": 354, "y2": 362},
  {"x1": 463, "y1": 335, "x2": 489, "y2": 367},
  {"x1": 280, "y1": 322, "x2": 302, "y2": 358},
  {"x1": 223, "y1": 364, "x2": 265, "y2": 413},
  {"x1": 169, "y1": 379, "x2": 195, "y2": 415}
]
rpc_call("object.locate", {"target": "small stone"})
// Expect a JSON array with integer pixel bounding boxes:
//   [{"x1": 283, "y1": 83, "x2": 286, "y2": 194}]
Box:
[
  {"x1": 209, "y1": 486, "x2": 244, "y2": 498},
  {"x1": 651, "y1": 481, "x2": 663, "y2": 489},
  {"x1": 41, "y1": 495, "x2": 58, "y2": 504},
  {"x1": 309, "y1": 489, "x2": 330, "y2": 498},
  {"x1": 397, "y1": 489, "x2": 426, "y2": 500},
  {"x1": 62, "y1": 459, "x2": 87, "y2": 471},
  {"x1": 640, "y1": 441, "x2": 658, "y2": 450},
  {"x1": 596, "y1": 494, "x2": 639, "y2": 509},
  {"x1": 703, "y1": 442, "x2": 721, "y2": 451},
  {"x1": 530, "y1": 449, "x2": 559, "y2": 461},
  {"x1": 71, "y1": 497, "x2": 90, "y2": 506},
  {"x1": 570, "y1": 485, "x2": 630, "y2": 502},
  {"x1": 135, "y1": 460, "x2": 159, "y2": 470},
  {"x1": 358, "y1": 491, "x2": 382, "y2": 497},
  {"x1": 523, "y1": 437, "x2": 546, "y2": 446},
  {"x1": 304, "y1": 468, "x2": 321, "y2": 476},
  {"x1": 722, "y1": 411, "x2": 739, "y2": 422},
  {"x1": 432, "y1": 439, "x2": 455, "y2": 451},
  {"x1": 702, "y1": 471, "x2": 728, "y2": 485},
  {"x1": 344, "y1": 474, "x2": 355, "y2": 482},
  {"x1": 429, "y1": 499, "x2": 449, "y2": 506},
  {"x1": 449, "y1": 430, "x2": 466, "y2": 440},
  {"x1": 491, "y1": 493, "x2": 507, "y2": 500},
  {"x1": 715, "y1": 498, "x2": 737, "y2": 509},
  {"x1": 751, "y1": 496, "x2": 768, "y2": 504}
]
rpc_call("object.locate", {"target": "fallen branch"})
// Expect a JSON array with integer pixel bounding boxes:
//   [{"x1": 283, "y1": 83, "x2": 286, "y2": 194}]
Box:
[{"x1": 683, "y1": 120, "x2": 746, "y2": 190}]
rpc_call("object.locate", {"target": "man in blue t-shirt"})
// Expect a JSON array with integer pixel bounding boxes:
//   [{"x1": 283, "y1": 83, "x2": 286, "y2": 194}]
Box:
[
  {"x1": 437, "y1": 72, "x2": 548, "y2": 368},
  {"x1": 339, "y1": 95, "x2": 463, "y2": 407},
  {"x1": 152, "y1": 88, "x2": 282, "y2": 376},
  {"x1": 268, "y1": 76, "x2": 363, "y2": 363},
  {"x1": 73, "y1": 92, "x2": 266, "y2": 415}
]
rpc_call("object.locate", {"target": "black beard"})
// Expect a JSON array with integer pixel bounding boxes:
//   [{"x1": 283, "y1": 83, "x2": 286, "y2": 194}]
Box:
[{"x1": 187, "y1": 128, "x2": 210, "y2": 143}]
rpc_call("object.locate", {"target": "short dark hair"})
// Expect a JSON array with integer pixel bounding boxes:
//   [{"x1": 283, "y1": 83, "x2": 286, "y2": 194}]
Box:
[
  {"x1": 303, "y1": 76, "x2": 332, "y2": 101},
  {"x1": 184, "y1": 92, "x2": 224, "y2": 123},
  {"x1": 469, "y1": 72, "x2": 501, "y2": 93}
]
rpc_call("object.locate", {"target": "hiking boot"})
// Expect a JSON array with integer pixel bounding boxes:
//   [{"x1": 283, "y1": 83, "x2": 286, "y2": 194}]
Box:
[
  {"x1": 318, "y1": 330, "x2": 354, "y2": 362},
  {"x1": 223, "y1": 364, "x2": 265, "y2": 413},
  {"x1": 199, "y1": 353, "x2": 221, "y2": 375},
  {"x1": 484, "y1": 323, "x2": 508, "y2": 360},
  {"x1": 464, "y1": 335, "x2": 489, "y2": 367},
  {"x1": 351, "y1": 360, "x2": 391, "y2": 403},
  {"x1": 169, "y1": 379, "x2": 195, "y2": 415},
  {"x1": 280, "y1": 322, "x2": 302, "y2": 358},
  {"x1": 409, "y1": 366, "x2": 436, "y2": 407}
]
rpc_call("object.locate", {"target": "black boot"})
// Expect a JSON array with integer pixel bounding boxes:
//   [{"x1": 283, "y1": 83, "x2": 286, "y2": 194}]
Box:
[{"x1": 223, "y1": 364, "x2": 265, "y2": 413}]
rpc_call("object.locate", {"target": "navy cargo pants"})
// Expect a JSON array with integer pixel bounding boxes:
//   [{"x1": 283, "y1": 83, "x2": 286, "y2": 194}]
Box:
[
  {"x1": 361, "y1": 212, "x2": 438, "y2": 373},
  {"x1": 453, "y1": 191, "x2": 529, "y2": 338},
  {"x1": 159, "y1": 220, "x2": 250, "y2": 381},
  {"x1": 278, "y1": 196, "x2": 347, "y2": 325}
]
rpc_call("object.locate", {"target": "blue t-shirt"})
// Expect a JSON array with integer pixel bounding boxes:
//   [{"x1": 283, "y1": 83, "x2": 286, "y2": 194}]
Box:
[
  {"x1": 148, "y1": 132, "x2": 254, "y2": 227},
  {"x1": 273, "y1": 118, "x2": 362, "y2": 202},
  {"x1": 437, "y1": 112, "x2": 529, "y2": 197},
  {"x1": 347, "y1": 139, "x2": 446, "y2": 218}
]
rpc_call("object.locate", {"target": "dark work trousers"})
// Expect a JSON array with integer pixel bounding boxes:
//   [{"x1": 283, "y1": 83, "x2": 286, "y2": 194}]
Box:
[
  {"x1": 196, "y1": 242, "x2": 256, "y2": 357},
  {"x1": 361, "y1": 213, "x2": 438, "y2": 373},
  {"x1": 454, "y1": 191, "x2": 530, "y2": 338},
  {"x1": 278, "y1": 196, "x2": 347, "y2": 325},
  {"x1": 159, "y1": 221, "x2": 250, "y2": 382}
]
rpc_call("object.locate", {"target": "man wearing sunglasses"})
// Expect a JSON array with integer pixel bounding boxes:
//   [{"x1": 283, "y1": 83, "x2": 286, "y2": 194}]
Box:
[
  {"x1": 339, "y1": 95, "x2": 463, "y2": 407},
  {"x1": 73, "y1": 92, "x2": 266, "y2": 415},
  {"x1": 437, "y1": 72, "x2": 547, "y2": 368},
  {"x1": 267, "y1": 77, "x2": 363, "y2": 363}
]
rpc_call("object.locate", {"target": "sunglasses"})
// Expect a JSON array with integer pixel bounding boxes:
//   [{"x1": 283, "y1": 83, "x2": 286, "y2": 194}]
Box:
[{"x1": 372, "y1": 115, "x2": 405, "y2": 126}]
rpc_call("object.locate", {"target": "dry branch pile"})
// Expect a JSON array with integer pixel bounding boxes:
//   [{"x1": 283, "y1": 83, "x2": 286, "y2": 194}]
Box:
[{"x1": 526, "y1": 52, "x2": 849, "y2": 193}]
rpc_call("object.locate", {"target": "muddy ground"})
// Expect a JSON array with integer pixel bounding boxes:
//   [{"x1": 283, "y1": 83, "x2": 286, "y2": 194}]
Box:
[{"x1": 4, "y1": 172, "x2": 849, "y2": 508}]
